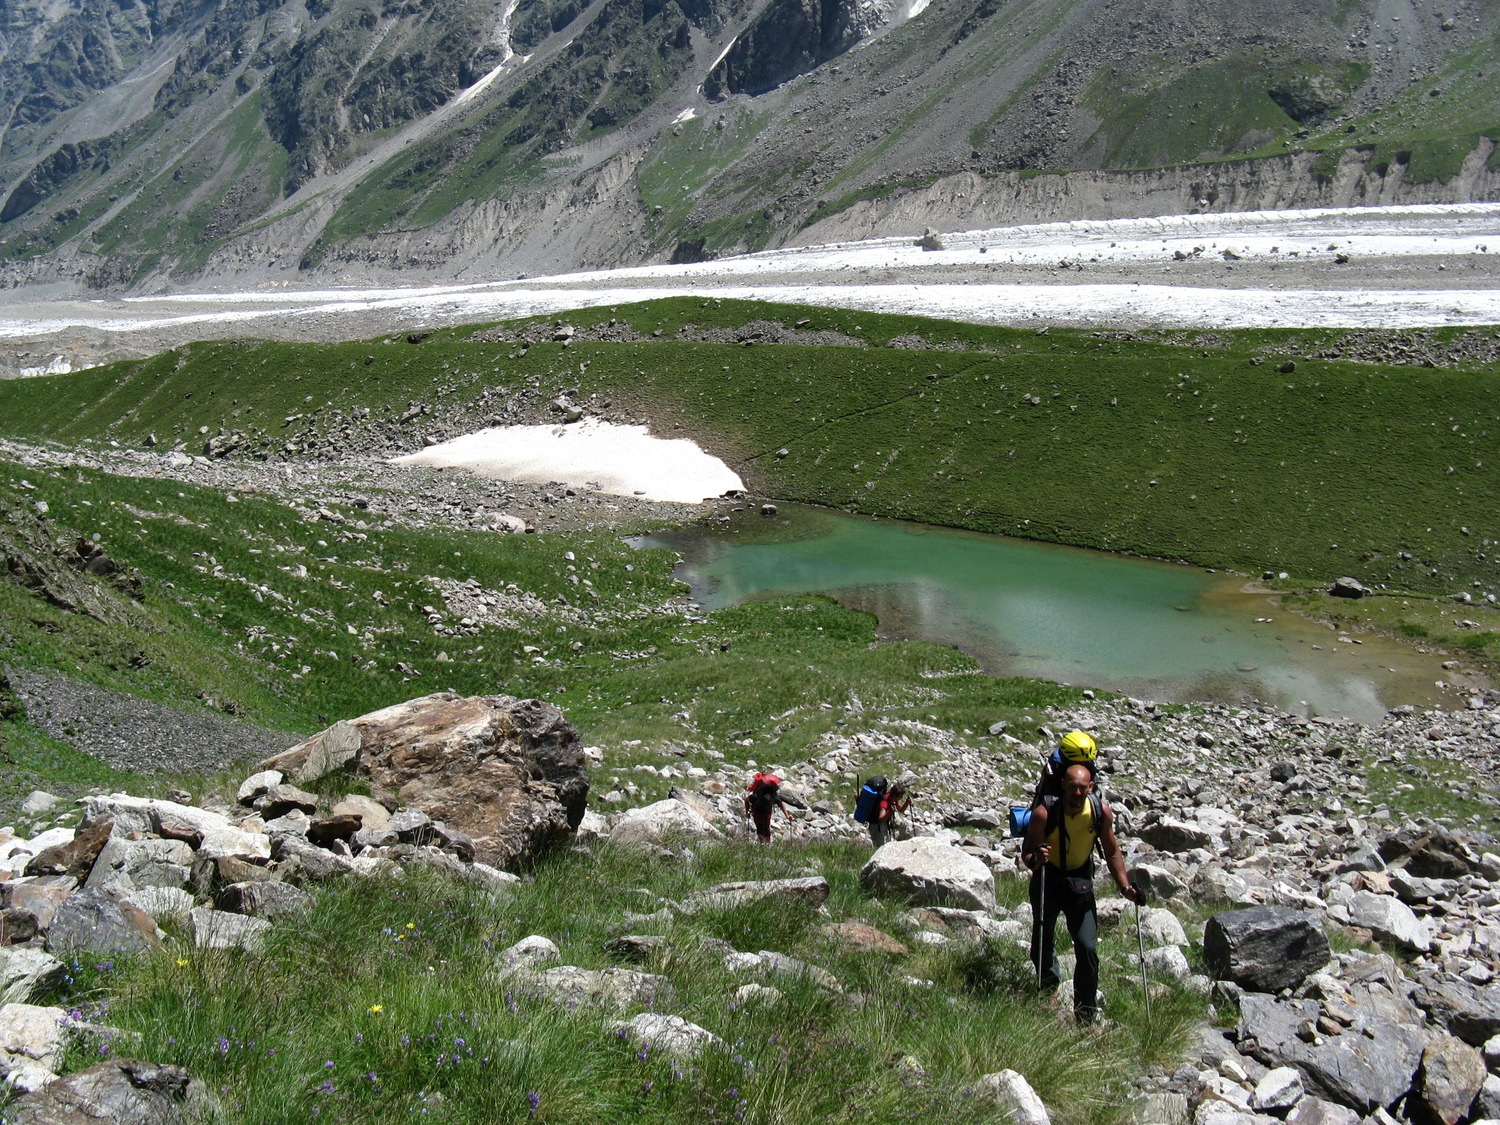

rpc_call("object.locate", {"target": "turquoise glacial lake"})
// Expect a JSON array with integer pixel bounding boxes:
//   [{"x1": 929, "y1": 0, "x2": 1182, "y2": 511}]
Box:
[{"x1": 634, "y1": 504, "x2": 1463, "y2": 724}]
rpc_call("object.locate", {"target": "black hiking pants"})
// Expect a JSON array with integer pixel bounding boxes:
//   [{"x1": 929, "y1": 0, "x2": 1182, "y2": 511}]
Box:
[{"x1": 1029, "y1": 864, "x2": 1100, "y2": 1023}]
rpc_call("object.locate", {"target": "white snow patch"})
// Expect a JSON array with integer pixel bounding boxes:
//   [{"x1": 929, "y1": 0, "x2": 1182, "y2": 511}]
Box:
[
  {"x1": 709, "y1": 35, "x2": 738, "y2": 72},
  {"x1": 672, "y1": 107, "x2": 698, "y2": 125},
  {"x1": 390, "y1": 419, "x2": 744, "y2": 504},
  {"x1": 906, "y1": 0, "x2": 932, "y2": 17}
]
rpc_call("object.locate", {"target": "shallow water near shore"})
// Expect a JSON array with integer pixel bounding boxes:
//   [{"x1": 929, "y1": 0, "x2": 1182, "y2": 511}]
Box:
[{"x1": 635, "y1": 504, "x2": 1464, "y2": 723}]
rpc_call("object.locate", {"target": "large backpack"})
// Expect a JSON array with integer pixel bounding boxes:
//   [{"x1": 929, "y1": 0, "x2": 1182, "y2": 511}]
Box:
[
  {"x1": 1008, "y1": 752, "x2": 1101, "y2": 837},
  {"x1": 853, "y1": 776, "x2": 888, "y2": 824},
  {"x1": 747, "y1": 772, "x2": 782, "y2": 812}
]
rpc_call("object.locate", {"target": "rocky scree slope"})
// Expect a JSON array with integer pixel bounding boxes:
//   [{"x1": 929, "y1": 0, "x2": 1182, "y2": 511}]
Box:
[
  {"x1": 0, "y1": 0, "x2": 1498, "y2": 289},
  {"x1": 2, "y1": 684, "x2": 1500, "y2": 1123}
]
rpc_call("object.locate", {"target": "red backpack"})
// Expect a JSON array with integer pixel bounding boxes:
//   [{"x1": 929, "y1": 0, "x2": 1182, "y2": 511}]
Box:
[{"x1": 746, "y1": 772, "x2": 781, "y2": 810}]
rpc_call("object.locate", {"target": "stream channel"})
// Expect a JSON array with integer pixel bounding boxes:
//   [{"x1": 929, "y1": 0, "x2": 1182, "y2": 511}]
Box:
[{"x1": 634, "y1": 503, "x2": 1464, "y2": 725}]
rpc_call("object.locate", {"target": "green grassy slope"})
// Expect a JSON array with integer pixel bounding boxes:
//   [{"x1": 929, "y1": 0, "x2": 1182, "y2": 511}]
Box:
[
  {"x1": 40, "y1": 844, "x2": 1204, "y2": 1125},
  {"x1": 0, "y1": 457, "x2": 1081, "y2": 811},
  {"x1": 1, "y1": 299, "x2": 1493, "y2": 596}
]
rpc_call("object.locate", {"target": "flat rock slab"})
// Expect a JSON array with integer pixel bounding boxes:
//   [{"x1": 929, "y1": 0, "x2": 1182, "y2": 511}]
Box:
[
  {"x1": 80, "y1": 796, "x2": 232, "y2": 840},
  {"x1": 1, "y1": 1057, "x2": 209, "y2": 1125},
  {"x1": 817, "y1": 921, "x2": 908, "y2": 954},
  {"x1": 1413, "y1": 975, "x2": 1500, "y2": 1046},
  {"x1": 613, "y1": 1012, "x2": 723, "y2": 1060},
  {"x1": 521, "y1": 966, "x2": 675, "y2": 1012},
  {"x1": 859, "y1": 837, "x2": 995, "y2": 912},
  {"x1": 1238, "y1": 992, "x2": 1425, "y2": 1113},
  {"x1": 610, "y1": 798, "x2": 724, "y2": 847},
  {"x1": 677, "y1": 876, "x2": 829, "y2": 914},
  {"x1": 1204, "y1": 906, "x2": 1330, "y2": 993},
  {"x1": 0, "y1": 1002, "x2": 66, "y2": 1089}
]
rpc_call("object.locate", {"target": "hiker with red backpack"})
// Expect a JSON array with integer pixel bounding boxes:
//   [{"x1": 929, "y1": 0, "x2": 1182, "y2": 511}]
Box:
[
  {"x1": 1021, "y1": 733, "x2": 1142, "y2": 1026},
  {"x1": 744, "y1": 772, "x2": 791, "y2": 843}
]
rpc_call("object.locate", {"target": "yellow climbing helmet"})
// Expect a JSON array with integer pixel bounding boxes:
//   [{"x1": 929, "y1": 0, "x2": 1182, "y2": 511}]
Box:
[{"x1": 1059, "y1": 730, "x2": 1097, "y2": 762}]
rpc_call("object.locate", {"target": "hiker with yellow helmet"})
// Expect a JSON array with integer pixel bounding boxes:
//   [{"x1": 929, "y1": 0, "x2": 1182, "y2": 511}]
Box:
[{"x1": 1021, "y1": 731, "x2": 1142, "y2": 1026}]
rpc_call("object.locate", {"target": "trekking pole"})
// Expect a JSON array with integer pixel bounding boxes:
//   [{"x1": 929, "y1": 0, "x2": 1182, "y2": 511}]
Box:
[
  {"x1": 1033, "y1": 863, "x2": 1046, "y2": 995},
  {"x1": 1135, "y1": 897, "x2": 1152, "y2": 1026}
]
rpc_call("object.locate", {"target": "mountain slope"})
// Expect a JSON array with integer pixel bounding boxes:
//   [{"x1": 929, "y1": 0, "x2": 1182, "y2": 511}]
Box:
[{"x1": 0, "y1": 0, "x2": 1497, "y2": 290}]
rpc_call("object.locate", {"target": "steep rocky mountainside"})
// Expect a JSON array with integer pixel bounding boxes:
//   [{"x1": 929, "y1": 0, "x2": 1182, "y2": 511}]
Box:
[{"x1": 0, "y1": 0, "x2": 1497, "y2": 291}]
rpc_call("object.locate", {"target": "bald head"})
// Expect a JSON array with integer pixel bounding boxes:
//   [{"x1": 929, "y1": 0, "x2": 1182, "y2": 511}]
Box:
[{"x1": 1062, "y1": 763, "x2": 1094, "y2": 811}]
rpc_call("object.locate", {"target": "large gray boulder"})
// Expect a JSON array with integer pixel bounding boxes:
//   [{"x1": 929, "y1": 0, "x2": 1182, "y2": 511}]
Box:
[
  {"x1": 1348, "y1": 891, "x2": 1432, "y2": 953},
  {"x1": 1203, "y1": 907, "x2": 1330, "y2": 993},
  {"x1": 1413, "y1": 975, "x2": 1500, "y2": 1047},
  {"x1": 0, "y1": 1057, "x2": 210, "y2": 1124},
  {"x1": 860, "y1": 837, "x2": 995, "y2": 912},
  {"x1": 1237, "y1": 993, "x2": 1425, "y2": 1113},
  {"x1": 84, "y1": 836, "x2": 194, "y2": 896},
  {"x1": 46, "y1": 889, "x2": 163, "y2": 955},
  {"x1": 258, "y1": 693, "x2": 588, "y2": 869}
]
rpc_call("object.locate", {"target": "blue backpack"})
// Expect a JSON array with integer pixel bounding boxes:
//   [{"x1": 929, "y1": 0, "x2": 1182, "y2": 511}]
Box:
[
  {"x1": 853, "y1": 776, "x2": 888, "y2": 824},
  {"x1": 1008, "y1": 751, "x2": 1100, "y2": 837}
]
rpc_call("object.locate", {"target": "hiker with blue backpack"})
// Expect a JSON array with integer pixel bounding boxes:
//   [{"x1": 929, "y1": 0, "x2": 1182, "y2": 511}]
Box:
[
  {"x1": 852, "y1": 774, "x2": 913, "y2": 847},
  {"x1": 1020, "y1": 732, "x2": 1142, "y2": 1026}
]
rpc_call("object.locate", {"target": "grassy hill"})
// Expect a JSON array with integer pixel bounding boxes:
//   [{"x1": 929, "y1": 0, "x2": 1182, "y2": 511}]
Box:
[
  {"x1": 1, "y1": 299, "x2": 1494, "y2": 597},
  {"x1": 0, "y1": 298, "x2": 1495, "y2": 813}
]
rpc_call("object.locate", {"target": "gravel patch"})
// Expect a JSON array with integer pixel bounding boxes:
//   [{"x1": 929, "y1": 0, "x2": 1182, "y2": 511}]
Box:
[{"x1": 5, "y1": 665, "x2": 300, "y2": 777}]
